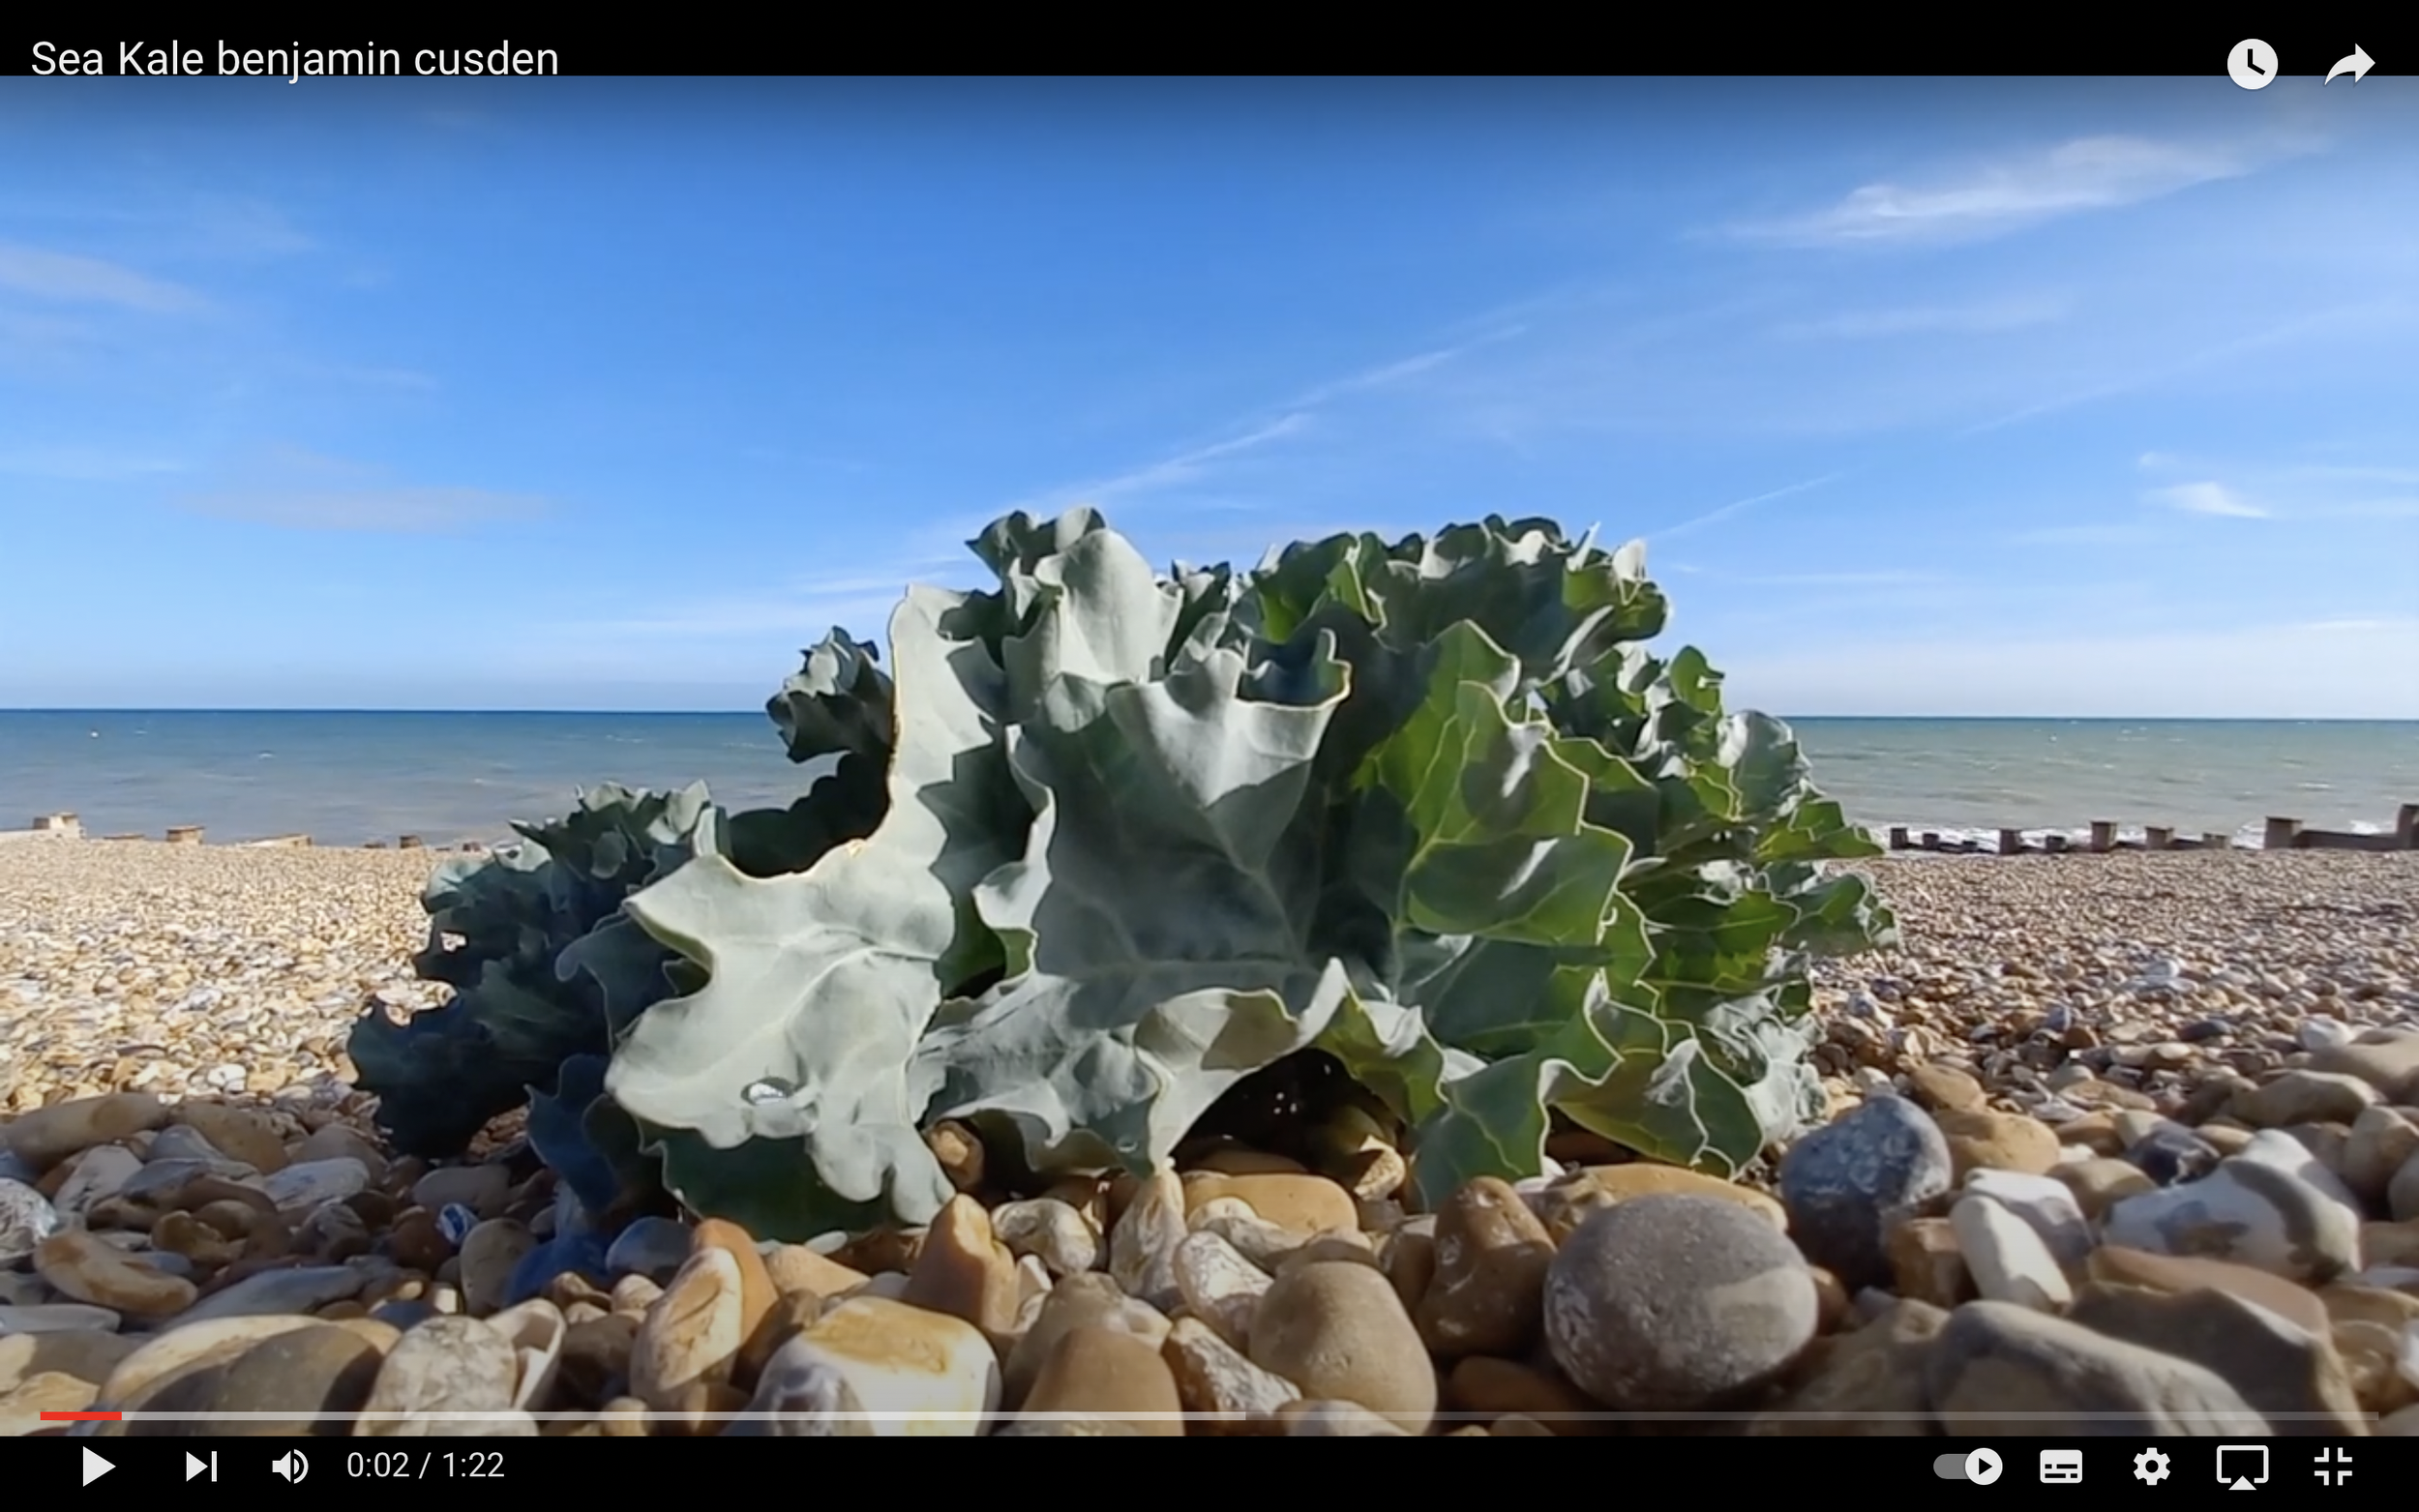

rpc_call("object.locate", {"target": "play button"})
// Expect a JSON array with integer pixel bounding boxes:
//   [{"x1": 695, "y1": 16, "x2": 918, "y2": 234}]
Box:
[{"x1": 81, "y1": 1449, "x2": 113, "y2": 1487}]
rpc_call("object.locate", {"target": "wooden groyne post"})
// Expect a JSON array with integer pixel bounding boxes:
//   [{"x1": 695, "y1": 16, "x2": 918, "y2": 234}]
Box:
[
  {"x1": 1799, "y1": 810, "x2": 2415, "y2": 854},
  {"x1": 2263, "y1": 814, "x2": 2416, "y2": 852},
  {"x1": 0, "y1": 813, "x2": 84, "y2": 845}
]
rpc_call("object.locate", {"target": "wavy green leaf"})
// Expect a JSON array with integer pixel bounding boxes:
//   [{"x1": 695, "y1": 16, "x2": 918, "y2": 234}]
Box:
[
  {"x1": 606, "y1": 584, "x2": 1027, "y2": 1236},
  {"x1": 911, "y1": 634, "x2": 1354, "y2": 1175}
]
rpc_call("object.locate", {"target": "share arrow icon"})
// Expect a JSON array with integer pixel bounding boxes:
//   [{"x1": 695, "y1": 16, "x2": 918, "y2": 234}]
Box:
[{"x1": 2327, "y1": 44, "x2": 2374, "y2": 83}]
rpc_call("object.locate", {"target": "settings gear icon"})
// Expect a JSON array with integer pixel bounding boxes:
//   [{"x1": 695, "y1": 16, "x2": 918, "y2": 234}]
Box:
[{"x1": 2134, "y1": 1448, "x2": 2172, "y2": 1485}]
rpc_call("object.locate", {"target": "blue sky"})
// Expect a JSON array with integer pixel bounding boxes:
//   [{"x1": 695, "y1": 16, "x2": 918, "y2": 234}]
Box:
[{"x1": 2, "y1": 77, "x2": 2414, "y2": 717}]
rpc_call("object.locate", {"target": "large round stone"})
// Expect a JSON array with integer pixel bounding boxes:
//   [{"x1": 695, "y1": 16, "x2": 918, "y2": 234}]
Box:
[
  {"x1": 1777, "y1": 1095, "x2": 1952, "y2": 1289},
  {"x1": 1246, "y1": 1260, "x2": 1435, "y2": 1434},
  {"x1": 1544, "y1": 1194, "x2": 1817, "y2": 1410}
]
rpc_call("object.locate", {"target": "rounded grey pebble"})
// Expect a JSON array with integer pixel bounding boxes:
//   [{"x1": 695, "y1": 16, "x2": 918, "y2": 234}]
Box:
[
  {"x1": 371, "y1": 1299, "x2": 441, "y2": 1329},
  {"x1": 0, "y1": 1177, "x2": 59, "y2": 1264},
  {"x1": 1544, "y1": 1193, "x2": 1817, "y2": 1411},
  {"x1": 1777, "y1": 1094, "x2": 1952, "y2": 1289},
  {"x1": 2125, "y1": 1125, "x2": 2220, "y2": 1186},
  {"x1": 605, "y1": 1215, "x2": 694, "y2": 1282}
]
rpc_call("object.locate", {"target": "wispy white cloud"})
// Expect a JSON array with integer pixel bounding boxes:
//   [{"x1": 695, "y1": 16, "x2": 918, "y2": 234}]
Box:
[
  {"x1": 2292, "y1": 616, "x2": 2419, "y2": 633},
  {"x1": 584, "y1": 589, "x2": 921, "y2": 641},
  {"x1": 172, "y1": 446, "x2": 548, "y2": 532},
  {"x1": 1002, "y1": 333, "x2": 1508, "y2": 518},
  {"x1": 299, "y1": 363, "x2": 441, "y2": 393},
  {"x1": 0, "y1": 241, "x2": 205, "y2": 312},
  {"x1": 1739, "y1": 135, "x2": 2284, "y2": 247},
  {"x1": 1650, "y1": 471, "x2": 1851, "y2": 540},
  {"x1": 1773, "y1": 294, "x2": 2069, "y2": 339},
  {"x1": 1723, "y1": 618, "x2": 2419, "y2": 719},
  {"x1": 1723, "y1": 569, "x2": 1947, "y2": 586},
  {"x1": 1288, "y1": 327, "x2": 1529, "y2": 405},
  {"x1": 0, "y1": 447, "x2": 188, "y2": 482},
  {"x1": 2151, "y1": 481, "x2": 2267, "y2": 519},
  {"x1": 2006, "y1": 521, "x2": 2161, "y2": 547},
  {"x1": 2118, "y1": 456, "x2": 2419, "y2": 521},
  {"x1": 1056, "y1": 412, "x2": 1315, "y2": 505},
  {"x1": 2284, "y1": 463, "x2": 2419, "y2": 486},
  {"x1": 1955, "y1": 300, "x2": 2405, "y2": 437},
  {"x1": 186, "y1": 197, "x2": 315, "y2": 259}
]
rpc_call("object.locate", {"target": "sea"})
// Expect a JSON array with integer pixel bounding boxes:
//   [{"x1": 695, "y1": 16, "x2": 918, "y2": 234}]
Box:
[{"x1": 1, "y1": 711, "x2": 2415, "y2": 853}]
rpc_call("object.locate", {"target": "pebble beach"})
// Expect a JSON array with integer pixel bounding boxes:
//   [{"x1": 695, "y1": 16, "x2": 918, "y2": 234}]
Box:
[{"x1": 4, "y1": 837, "x2": 2418, "y2": 1436}]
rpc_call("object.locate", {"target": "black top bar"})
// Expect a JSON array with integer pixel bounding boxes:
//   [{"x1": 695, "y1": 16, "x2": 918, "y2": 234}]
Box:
[{"x1": 11, "y1": 29, "x2": 2419, "y2": 77}]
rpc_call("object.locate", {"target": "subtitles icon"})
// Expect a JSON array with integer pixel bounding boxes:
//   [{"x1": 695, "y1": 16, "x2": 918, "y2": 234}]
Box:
[
  {"x1": 2040, "y1": 1450, "x2": 2081, "y2": 1485},
  {"x1": 2218, "y1": 1445, "x2": 2268, "y2": 1490}
]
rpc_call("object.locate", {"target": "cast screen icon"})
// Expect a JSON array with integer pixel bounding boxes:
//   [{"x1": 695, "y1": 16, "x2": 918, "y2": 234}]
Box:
[
  {"x1": 2218, "y1": 1444, "x2": 2269, "y2": 1490},
  {"x1": 2040, "y1": 1450, "x2": 2081, "y2": 1484},
  {"x1": 2229, "y1": 39, "x2": 2279, "y2": 89}
]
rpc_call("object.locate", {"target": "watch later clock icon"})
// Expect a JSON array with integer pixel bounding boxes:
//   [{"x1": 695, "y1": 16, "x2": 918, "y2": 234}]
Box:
[{"x1": 2230, "y1": 39, "x2": 2279, "y2": 89}]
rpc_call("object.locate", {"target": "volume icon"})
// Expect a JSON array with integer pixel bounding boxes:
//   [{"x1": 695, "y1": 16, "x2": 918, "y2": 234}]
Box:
[{"x1": 270, "y1": 1451, "x2": 309, "y2": 1484}]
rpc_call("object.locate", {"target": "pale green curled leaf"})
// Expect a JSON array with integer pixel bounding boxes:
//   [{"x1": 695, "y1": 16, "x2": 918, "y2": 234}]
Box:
[
  {"x1": 911, "y1": 636, "x2": 1355, "y2": 1176},
  {"x1": 606, "y1": 584, "x2": 1028, "y2": 1238},
  {"x1": 350, "y1": 782, "x2": 719, "y2": 1159},
  {"x1": 767, "y1": 628, "x2": 895, "y2": 767}
]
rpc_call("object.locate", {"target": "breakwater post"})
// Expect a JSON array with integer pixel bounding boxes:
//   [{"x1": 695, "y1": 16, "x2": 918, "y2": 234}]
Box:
[{"x1": 1881, "y1": 807, "x2": 2413, "y2": 855}]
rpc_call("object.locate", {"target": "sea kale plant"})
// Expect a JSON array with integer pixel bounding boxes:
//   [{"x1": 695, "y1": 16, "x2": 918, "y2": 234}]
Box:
[
  {"x1": 345, "y1": 636, "x2": 892, "y2": 1218},
  {"x1": 351, "y1": 508, "x2": 1895, "y2": 1241}
]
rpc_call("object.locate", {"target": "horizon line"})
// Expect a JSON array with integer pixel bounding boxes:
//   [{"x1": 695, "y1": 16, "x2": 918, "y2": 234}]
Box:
[{"x1": 4, "y1": 707, "x2": 2417, "y2": 724}]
